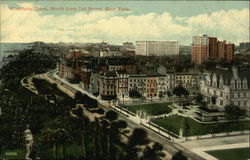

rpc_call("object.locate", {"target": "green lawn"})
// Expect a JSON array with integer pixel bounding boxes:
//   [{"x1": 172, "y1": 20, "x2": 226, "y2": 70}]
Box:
[
  {"x1": 206, "y1": 148, "x2": 250, "y2": 160},
  {"x1": 151, "y1": 115, "x2": 250, "y2": 136},
  {"x1": 124, "y1": 103, "x2": 172, "y2": 115}
]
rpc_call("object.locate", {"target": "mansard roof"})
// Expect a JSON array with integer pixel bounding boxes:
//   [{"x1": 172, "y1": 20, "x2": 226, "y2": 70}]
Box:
[{"x1": 207, "y1": 67, "x2": 250, "y2": 86}]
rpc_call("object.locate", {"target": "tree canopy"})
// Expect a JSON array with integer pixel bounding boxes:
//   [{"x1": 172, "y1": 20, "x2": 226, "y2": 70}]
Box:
[
  {"x1": 225, "y1": 105, "x2": 245, "y2": 120},
  {"x1": 129, "y1": 89, "x2": 142, "y2": 99},
  {"x1": 173, "y1": 86, "x2": 189, "y2": 98},
  {"x1": 171, "y1": 151, "x2": 187, "y2": 160}
]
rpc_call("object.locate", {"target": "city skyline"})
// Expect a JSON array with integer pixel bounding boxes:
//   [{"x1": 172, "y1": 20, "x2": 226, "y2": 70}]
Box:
[{"x1": 0, "y1": 1, "x2": 249, "y2": 45}]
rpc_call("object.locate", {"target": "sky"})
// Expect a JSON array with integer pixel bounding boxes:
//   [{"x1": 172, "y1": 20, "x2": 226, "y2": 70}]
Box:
[{"x1": 0, "y1": 1, "x2": 249, "y2": 45}]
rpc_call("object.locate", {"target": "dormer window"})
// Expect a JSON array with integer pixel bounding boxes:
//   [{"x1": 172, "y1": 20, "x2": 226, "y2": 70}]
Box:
[
  {"x1": 243, "y1": 79, "x2": 248, "y2": 89},
  {"x1": 230, "y1": 79, "x2": 235, "y2": 89},
  {"x1": 237, "y1": 80, "x2": 241, "y2": 90}
]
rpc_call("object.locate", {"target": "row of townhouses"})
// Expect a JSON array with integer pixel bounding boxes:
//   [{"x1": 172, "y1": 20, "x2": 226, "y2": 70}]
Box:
[
  {"x1": 92, "y1": 72, "x2": 199, "y2": 100},
  {"x1": 57, "y1": 50, "x2": 250, "y2": 113},
  {"x1": 57, "y1": 50, "x2": 200, "y2": 101}
]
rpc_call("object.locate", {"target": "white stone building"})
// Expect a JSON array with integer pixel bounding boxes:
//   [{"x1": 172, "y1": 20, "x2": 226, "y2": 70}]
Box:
[
  {"x1": 200, "y1": 67, "x2": 250, "y2": 112},
  {"x1": 136, "y1": 41, "x2": 179, "y2": 56}
]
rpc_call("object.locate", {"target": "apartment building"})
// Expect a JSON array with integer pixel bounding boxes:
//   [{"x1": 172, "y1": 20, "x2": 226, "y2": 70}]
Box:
[
  {"x1": 136, "y1": 41, "x2": 179, "y2": 56},
  {"x1": 209, "y1": 37, "x2": 218, "y2": 60},
  {"x1": 99, "y1": 71, "x2": 118, "y2": 100},
  {"x1": 191, "y1": 35, "x2": 209, "y2": 64},
  {"x1": 128, "y1": 74, "x2": 147, "y2": 97},
  {"x1": 157, "y1": 75, "x2": 167, "y2": 96},
  {"x1": 146, "y1": 76, "x2": 158, "y2": 98},
  {"x1": 58, "y1": 60, "x2": 74, "y2": 80},
  {"x1": 218, "y1": 41, "x2": 234, "y2": 63},
  {"x1": 174, "y1": 73, "x2": 200, "y2": 93},
  {"x1": 117, "y1": 70, "x2": 129, "y2": 99},
  {"x1": 121, "y1": 42, "x2": 135, "y2": 51},
  {"x1": 192, "y1": 35, "x2": 234, "y2": 64}
]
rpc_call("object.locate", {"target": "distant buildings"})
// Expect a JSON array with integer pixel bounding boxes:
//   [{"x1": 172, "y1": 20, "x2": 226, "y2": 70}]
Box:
[
  {"x1": 200, "y1": 66, "x2": 250, "y2": 113},
  {"x1": 239, "y1": 42, "x2": 250, "y2": 51},
  {"x1": 191, "y1": 35, "x2": 209, "y2": 64},
  {"x1": 191, "y1": 35, "x2": 234, "y2": 64},
  {"x1": 92, "y1": 42, "x2": 135, "y2": 57},
  {"x1": 136, "y1": 41, "x2": 179, "y2": 56},
  {"x1": 217, "y1": 41, "x2": 234, "y2": 63},
  {"x1": 121, "y1": 42, "x2": 135, "y2": 51}
]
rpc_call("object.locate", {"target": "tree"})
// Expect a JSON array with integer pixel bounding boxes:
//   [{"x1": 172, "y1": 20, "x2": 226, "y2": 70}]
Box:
[
  {"x1": 50, "y1": 83, "x2": 57, "y2": 90},
  {"x1": 29, "y1": 145, "x2": 38, "y2": 160},
  {"x1": 167, "y1": 91, "x2": 172, "y2": 97},
  {"x1": 126, "y1": 128, "x2": 150, "y2": 160},
  {"x1": 171, "y1": 151, "x2": 187, "y2": 160},
  {"x1": 40, "y1": 128, "x2": 59, "y2": 159},
  {"x1": 173, "y1": 86, "x2": 189, "y2": 105},
  {"x1": 194, "y1": 93, "x2": 203, "y2": 104},
  {"x1": 128, "y1": 128, "x2": 149, "y2": 146},
  {"x1": 104, "y1": 110, "x2": 119, "y2": 158},
  {"x1": 159, "y1": 91, "x2": 164, "y2": 99},
  {"x1": 225, "y1": 105, "x2": 245, "y2": 120},
  {"x1": 105, "y1": 110, "x2": 118, "y2": 122},
  {"x1": 114, "y1": 120, "x2": 127, "y2": 130},
  {"x1": 140, "y1": 142, "x2": 165, "y2": 160},
  {"x1": 74, "y1": 91, "x2": 83, "y2": 103},
  {"x1": 173, "y1": 86, "x2": 189, "y2": 98},
  {"x1": 129, "y1": 89, "x2": 142, "y2": 100}
]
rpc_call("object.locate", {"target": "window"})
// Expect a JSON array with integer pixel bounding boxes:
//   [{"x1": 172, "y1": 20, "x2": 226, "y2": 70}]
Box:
[
  {"x1": 220, "y1": 100, "x2": 223, "y2": 106},
  {"x1": 220, "y1": 92, "x2": 223, "y2": 97},
  {"x1": 214, "y1": 90, "x2": 217, "y2": 96}
]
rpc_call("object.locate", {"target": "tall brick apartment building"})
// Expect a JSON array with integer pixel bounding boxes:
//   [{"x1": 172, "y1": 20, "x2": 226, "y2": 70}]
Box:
[{"x1": 192, "y1": 35, "x2": 234, "y2": 64}]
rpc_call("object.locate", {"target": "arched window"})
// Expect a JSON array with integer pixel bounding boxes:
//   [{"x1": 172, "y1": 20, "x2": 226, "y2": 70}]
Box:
[
  {"x1": 243, "y1": 78, "x2": 248, "y2": 89},
  {"x1": 230, "y1": 79, "x2": 235, "y2": 90}
]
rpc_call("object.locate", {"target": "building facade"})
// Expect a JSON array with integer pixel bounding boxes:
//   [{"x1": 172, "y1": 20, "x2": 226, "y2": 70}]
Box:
[
  {"x1": 99, "y1": 71, "x2": 118, "y2": 100},
  {"x1": 136, "y1": 41, "x2": 179, "y2": 56},
  {"x1": 117, "y1": 70, "x2": 129, "y2": 99},
  {"x1": 200, "y1": 67, "x2": 250, "y2": 112},
  {"x1": 192, "y1": 35, "x2": 234, "y2": 64},
  {"x1": 191, "y1": 35, "x2": 209, "y2": 64},
  {"x1": 174, "y1": 73, "x2": 200, "y2": 93}
]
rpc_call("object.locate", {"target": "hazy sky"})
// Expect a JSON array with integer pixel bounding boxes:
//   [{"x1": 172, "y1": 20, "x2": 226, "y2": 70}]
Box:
[{"x1": 1, "y1": 1, "x2": 249, "y2": 45}]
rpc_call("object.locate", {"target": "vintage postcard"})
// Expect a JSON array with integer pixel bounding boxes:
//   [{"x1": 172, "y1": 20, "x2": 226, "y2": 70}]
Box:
[{"x1": 0, "y1": 1, "x2": 249, "y2": 160}]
